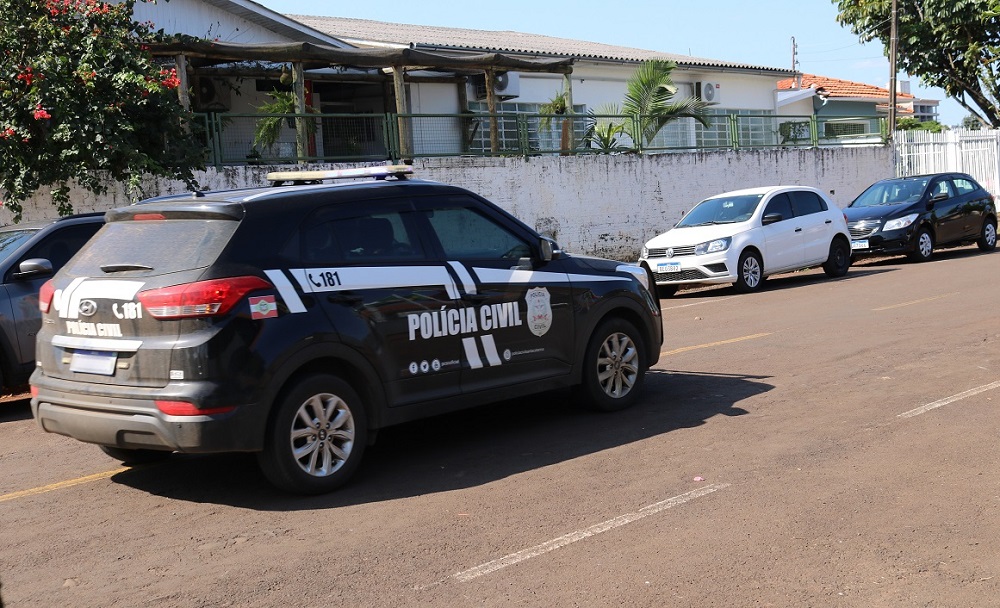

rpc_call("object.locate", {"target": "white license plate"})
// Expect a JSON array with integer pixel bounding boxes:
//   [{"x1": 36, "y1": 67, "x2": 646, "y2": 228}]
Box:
[
  {"x1": 851, "y1": 239, "x2": 869, "y2": 250},
  {"x1": 70, "y1": 350, "x2": 117, "y2": 375},
  {"x1": 657, "y1": 262, "x2": 682, "y2": 273}
]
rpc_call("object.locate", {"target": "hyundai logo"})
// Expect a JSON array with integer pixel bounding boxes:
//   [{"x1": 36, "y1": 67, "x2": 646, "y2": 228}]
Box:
[{"x1": 78, "y1": 300, "x2": 98, "y2": 317}]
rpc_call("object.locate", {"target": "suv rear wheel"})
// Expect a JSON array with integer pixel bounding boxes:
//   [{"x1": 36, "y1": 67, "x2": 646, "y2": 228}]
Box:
[
  {"x1": 258, "y1": 374, "x2": 368, "y2": 494},
  {"x1": 578, "y1": 318, "x2": 647, "y2": 412}
]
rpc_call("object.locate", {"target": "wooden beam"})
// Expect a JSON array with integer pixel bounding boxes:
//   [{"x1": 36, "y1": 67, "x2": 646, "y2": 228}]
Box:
[
  {"x1": 485, "y1": 70, "x2": 499, "y2": 153},
  {"x1": 175, "y1": 54, "x2": 191, "y2": 111},
  {"x1": 392, "y1": 66, "x2": 412, "y2": 160},
  {"x1": 292, "y1": 62, "x2": 308, "y2": 161}
]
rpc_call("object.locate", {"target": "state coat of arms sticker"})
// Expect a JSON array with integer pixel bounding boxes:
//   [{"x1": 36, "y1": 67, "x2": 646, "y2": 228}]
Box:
[{"x1": 525, "y1": 287, "x2": 552, "y2": 337}]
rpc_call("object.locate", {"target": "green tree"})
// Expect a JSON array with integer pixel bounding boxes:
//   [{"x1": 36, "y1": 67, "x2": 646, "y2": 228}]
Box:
[
  {"x1": 590, "y1": 60, "x2": 710, "y2": 150},
  {"x1": 895, "y1": 117, "x2": 945, "y2": 132},
  {"x1": 834, "y1": 0, "x2": 1000, "y2": 128},
  {"x1": 0, "y1": 0, "x2": 202, "y2": 220},
  {"x1": 962, "y1": 114, "x2": 985, "y2": 129}
]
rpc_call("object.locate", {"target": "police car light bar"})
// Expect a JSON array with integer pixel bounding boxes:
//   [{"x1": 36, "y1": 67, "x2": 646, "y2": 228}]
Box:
[{"x1": 266, "y1": 165, "x2": 413, "y2": 185}]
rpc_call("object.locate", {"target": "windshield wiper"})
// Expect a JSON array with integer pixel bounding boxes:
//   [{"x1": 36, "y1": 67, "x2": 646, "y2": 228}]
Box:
[{"x1": 101, "y1": 263, "x2": 154, "y2": 273}]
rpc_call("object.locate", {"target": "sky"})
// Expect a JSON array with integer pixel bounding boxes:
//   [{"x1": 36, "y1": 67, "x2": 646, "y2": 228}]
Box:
[{"x1": 255, "y1": 0, "x2": 968, "y2": 126}]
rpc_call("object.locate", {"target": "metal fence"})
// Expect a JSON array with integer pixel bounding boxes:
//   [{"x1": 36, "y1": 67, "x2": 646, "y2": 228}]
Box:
[
  {"x1": 895, "y1": 128, "x2": 1000, "y2": 195},
  {"x1": 195, "y1": 111, "x2": 888, "y2": 166}
]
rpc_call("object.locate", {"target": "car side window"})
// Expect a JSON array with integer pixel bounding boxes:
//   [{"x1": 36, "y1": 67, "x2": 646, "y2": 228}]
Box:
[
  {"x1": 302, "y1": 210, "x2": 423, "y2": 264},
  {"x1": 21, "y1": 222, "x2": 102, "y2": 272},
  {"x1": 788, "y1": 191, "x2": 826, "y2": 216},
  {"x1": 762, "y1": 193, "x2": 794, "y2": 222},
  {"x1": 953, "y1": 178, "x2": 977, "y2": 195},
  {"x1": 420, "y1": 200, "x2": 531, "y2": 260},
  {"x1": 931, "y1": 180, "x2": 955, "y2": 199}
]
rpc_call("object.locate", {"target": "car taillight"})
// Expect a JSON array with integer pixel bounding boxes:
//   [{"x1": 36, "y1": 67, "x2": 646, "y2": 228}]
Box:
[
  {"x1": 156, "y1": 400, "x2": 236, "y2": 416},
  {"x1": 137, "y1": 276, "x2": 273, "y2": 319},
  {"x1": 39, "y1": 279, "x2": 54, "y2": 313}
]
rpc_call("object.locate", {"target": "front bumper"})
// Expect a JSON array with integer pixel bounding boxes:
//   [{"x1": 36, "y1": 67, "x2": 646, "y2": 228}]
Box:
[
  {"x1": 849, "y1": 223, "x2": 916, "y2": 255},
  {"x1": 641, "y1": 251, "x2": 735, "y2": 286},
  {"x1": 30, "y1": 373, "x2": 264, "y2": 453}
]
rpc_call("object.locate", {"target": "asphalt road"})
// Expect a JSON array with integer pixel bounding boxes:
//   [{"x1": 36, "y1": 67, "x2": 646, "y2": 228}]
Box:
[{"x1": 3, "y1": 246, "x2": 1000, "y2": 607}]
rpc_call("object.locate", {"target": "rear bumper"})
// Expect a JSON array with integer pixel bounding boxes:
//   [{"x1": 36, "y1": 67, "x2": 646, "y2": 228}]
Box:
[{"x1": 30, "y1": 373, "x2": 265, "y2": 453}]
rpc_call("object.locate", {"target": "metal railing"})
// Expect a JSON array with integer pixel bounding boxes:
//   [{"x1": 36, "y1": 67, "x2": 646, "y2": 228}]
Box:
[{"x1": 194, "y1": 111, "x2": 888, "y2": 166}]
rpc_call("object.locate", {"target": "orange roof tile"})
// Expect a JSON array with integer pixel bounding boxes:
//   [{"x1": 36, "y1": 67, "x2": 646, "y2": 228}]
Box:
[{"x1": 777, "y1": 74, "x2": 914, "y2": 100}]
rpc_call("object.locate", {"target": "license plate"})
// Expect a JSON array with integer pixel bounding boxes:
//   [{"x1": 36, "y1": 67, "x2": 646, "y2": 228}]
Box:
[
  {"x1": 70, "y1": 350, "x2": 117, "y2": 375},
  {"x1": 851, "y1": 239, "x2": 869, "y2": 250},
  {"x1": 657, "y1": 262, "x2": 682, "y2": 273}
]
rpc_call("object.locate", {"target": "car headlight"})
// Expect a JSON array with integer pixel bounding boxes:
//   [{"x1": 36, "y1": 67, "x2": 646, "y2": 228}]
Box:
[
  {"x1": 641, "y1": 245, "x2": 649, "y2": 259},
  {"x1": 695, "y1": 237, "x2": 731, "y2": 255},
  {"x1": 883, "y1": 213, "x2": 919, "y2": 231}
]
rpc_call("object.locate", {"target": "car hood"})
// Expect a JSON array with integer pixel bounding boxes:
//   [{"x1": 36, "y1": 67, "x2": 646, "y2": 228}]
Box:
[
  {"x1": 844, "y1": 201, "x2": 919, "y2": 221},
  {"x1": 645, "y1": 223, "x2": 748, "y2": 248}
]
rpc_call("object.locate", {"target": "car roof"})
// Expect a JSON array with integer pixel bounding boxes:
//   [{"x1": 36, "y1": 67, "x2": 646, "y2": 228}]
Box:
[
  {"x1": 0, "y1": 212, "x2": 104, "y2": 232},
  {"x1": 706, "y1": 185, "x2": 822, "y2": 198}
]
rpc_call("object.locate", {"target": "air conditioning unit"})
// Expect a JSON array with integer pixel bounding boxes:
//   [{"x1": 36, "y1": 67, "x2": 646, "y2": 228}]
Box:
[
  {"x1": 473, "y1": 72, "x2": 520, "y2": 100},
  {"x1": 192, "y1": 77, "x2": 231, "y2": 112},
  {"x1": 696, "y1": 81, "x2": 721, "y2": 104}
]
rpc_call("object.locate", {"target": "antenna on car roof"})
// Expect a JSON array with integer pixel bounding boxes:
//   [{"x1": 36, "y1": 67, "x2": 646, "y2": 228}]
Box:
[{"x1": 265, "y1": 164, "x2": 413, "y2": 186}]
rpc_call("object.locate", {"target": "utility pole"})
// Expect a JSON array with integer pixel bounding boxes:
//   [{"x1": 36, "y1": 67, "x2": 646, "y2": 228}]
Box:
[{"x1": 888, "y1": 0, "x2": 898, "y2": 142}]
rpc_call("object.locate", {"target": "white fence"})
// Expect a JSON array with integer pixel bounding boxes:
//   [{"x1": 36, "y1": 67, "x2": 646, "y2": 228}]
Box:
[{"x1": 895, "y1": 129, "x2": 1000, "y2": 194}]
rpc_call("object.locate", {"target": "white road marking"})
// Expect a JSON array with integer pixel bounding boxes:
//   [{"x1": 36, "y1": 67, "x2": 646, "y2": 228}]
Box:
[
  {"x1": 898, "y1": 380, "x2": 1000, "y2": 418},
  {"x1": 419, "y1": 483, "x2": 729, "y2": 589},
  {"x1": 661, "y1": 296, "x2": 734, "y2": 311}
]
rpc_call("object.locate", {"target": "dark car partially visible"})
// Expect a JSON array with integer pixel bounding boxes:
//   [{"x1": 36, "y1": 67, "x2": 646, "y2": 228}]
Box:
[
  {"x1": 845, "y1": 173, "x2": 997, "y2": 262},
  {"x1": 0, "y1": 213, "x2": 104, "y2": 391}
]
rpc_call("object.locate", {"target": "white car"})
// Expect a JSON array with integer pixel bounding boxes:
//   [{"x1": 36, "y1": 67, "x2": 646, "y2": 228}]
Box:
[{"x1": 639, "y1": 186, "x2": 852, "y2": 296}]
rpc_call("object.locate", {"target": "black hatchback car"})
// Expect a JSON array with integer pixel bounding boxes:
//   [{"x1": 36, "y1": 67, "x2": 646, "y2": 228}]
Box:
[
  {"x1": 845, "y1": 173, "x2": 997, "y2": 262},
  {"x1": 30, "y1": 166, "x2": 663, "y2": 494}
]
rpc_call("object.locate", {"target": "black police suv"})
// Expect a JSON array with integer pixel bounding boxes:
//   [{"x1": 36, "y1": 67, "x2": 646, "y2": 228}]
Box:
[
  {"x1": 30, "y1": 166, "x2": 662, "y2": 494},
  {"x1": 845, "y1": 172, "x2": 997, "y2": 262},
  {"x1": 0, "y1": 213, "x2": 103, "y2": 392}
]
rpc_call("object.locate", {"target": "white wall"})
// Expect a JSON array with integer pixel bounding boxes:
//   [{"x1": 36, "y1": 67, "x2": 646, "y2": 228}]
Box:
[
  {"x1": 9, "y1": 147, "x2": 892, "y2": 260},
  {"x1": 133, "y1": 0, "x2": 293, "y2": 43}
]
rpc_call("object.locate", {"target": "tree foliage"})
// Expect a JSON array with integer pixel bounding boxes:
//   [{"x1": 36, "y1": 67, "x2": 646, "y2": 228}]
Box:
[
  {"x1": 834, "y1": 0, "x2": 1000, "y2": 128},
  {"x1": 0, "y1": 0, "x2": 202, "y2": 220},
  {"x1": 895, "y1": 117, "x2": 945, "y2": 132}
]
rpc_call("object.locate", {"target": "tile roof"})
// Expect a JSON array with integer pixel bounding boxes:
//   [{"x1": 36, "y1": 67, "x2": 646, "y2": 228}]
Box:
[
  {"x1": 288, "y1": 15, "x2": 795, "y2": 75},
  {"x1": 777, "y1": 73, "x2": 914, "y2": 100}
]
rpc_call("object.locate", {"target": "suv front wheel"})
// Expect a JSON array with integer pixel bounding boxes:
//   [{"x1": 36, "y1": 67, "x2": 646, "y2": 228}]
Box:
[
  {"x1": 258, "y1": 374, "x2": 368, "y2": 494},
  {"x1": 578, "y1": 318, "x2": 647, "y2": 412}
]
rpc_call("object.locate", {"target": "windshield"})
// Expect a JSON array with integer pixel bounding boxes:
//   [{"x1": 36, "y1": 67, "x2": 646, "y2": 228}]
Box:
[
  {"x1": 0, "y1": 228, "x2": 39, "y2": 264},
  {"x1": 676, "y1": 194, "x2": 764, "y2": 227},
  {"x1": 850, "y1": 178, "x2": 929, "y2": 208}
]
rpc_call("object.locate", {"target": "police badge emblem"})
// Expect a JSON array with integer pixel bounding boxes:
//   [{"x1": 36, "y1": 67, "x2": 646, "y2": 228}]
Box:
[{"x1": 525, "y1": 287, "x2": 552, "y2": 337}]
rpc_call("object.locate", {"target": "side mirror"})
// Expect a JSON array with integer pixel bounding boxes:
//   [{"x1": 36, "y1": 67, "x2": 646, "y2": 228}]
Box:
[
  {"x1": 762, "y1": 213, "x2": 783, "y2": 226},
  {"x1": 930, "y1": 192, "x2": 949, "y2": 204},
  {"x1": 539, "y1": 237, "x2": 561, "y2": 262},
  {"x1": 12, "y1": 257, "x2": 53, "y2": 279}
]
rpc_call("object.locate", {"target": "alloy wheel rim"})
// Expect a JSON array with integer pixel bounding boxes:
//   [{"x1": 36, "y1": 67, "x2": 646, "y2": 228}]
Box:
[
  {"x1": 987, "y1": 224, "x2": 996, "y2": 246},
  {"x1": 919, "y1": 233, "x2": 932, "y2": 257},
  {"x1": 743, "y1": 257, "x2": 761, "y2": 287},
  {"x1": 289, "y1": 392, "x2": 355, "y2": 477},
  {"x1": 596, "y1": 332, "x2": 639, "y2": 399}
]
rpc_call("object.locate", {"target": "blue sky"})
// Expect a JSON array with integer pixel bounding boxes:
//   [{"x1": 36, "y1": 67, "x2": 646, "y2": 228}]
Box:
[{"x1": 258, "y1": 0, "x2": 966, "y2": 125}]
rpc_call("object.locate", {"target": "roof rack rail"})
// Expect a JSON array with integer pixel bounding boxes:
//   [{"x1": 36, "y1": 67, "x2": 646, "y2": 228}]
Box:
[{"x1": 266, "y1": 164, "x2": 413, "y2": 186}]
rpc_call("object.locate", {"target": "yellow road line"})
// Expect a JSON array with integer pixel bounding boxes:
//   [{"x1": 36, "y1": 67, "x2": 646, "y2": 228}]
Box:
[
  {"x1": 873, "y1": 292, "x2": 957, "y2": 311},
  {"x1": 661, "y1": 332, "x2": 772, "y2": 357},
  {"x1": 0, "y1": 467, "x2": 127, "y2": 504}
]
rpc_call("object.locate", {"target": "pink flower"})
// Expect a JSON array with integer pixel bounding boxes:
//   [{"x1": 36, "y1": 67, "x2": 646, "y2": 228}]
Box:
[{"x1": 33, "y1": 106, "x2": 51, "y2": 120}]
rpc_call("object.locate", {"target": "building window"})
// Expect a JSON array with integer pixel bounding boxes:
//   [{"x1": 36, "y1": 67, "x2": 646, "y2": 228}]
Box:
[{"x1": 467, "y1": 101, "x2": 586, "y2": 152}]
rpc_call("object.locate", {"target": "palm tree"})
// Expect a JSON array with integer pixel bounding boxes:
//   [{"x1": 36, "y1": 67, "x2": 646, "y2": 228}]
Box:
[{"x1": 620, "y1": 60, "x2": 711, "y2": 146}]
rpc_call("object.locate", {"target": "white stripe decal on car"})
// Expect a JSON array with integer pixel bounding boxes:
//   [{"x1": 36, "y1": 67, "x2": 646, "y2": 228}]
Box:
[
  {"x1": 55, "y1": 279, "x2": 145, "y2": 319},
  {"x1": 480, "y1": 334, "x2": 502, "y2": 367},
  {"x1": 264, "y1": 269, "x2": 307, "y2": 313},
  {"x1": 447, "y1": 261, "x2": 477, "y2": 295},
  {"x1": 51, "y1": 336, "x2": 143, "y2": 352},
  {"x1": 463, "y1": 337, "x2": 483, "y2": 369},
  {"x1": 471, "y1": 268, "x2": 630, "y2": 285},
  {"x1": 288, "y1": 266, "x2": 461, "y2": 300}
]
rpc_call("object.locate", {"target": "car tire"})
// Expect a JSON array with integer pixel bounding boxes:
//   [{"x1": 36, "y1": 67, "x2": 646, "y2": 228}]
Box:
[
  {"x1": 656, "y1": 284, "x2": 677, "y2": 299},
  {"x1": 908, "y1": 228, "x2": 934, "y2": 262},
  {"x1": 977, "y1": 218, "x2": 997, "y2": 251},
  {"x1": 258, "y1": 374, "x2": 368, "y2": 494},
  {"x1": 578, "y1": 318, "x2": 646, "y2": 412},
  {"x1": 734, "y1": 250, "x2": 765, "y2": 293},
  {"x1": 99, "y1": 445, "x2": 172, "y2": 465},
  {"x1": 822, "y1": 238, "x2": 851, "y2": 278}
]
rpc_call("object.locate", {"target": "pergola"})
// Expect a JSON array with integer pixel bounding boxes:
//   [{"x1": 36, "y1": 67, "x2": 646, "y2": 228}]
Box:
[{"x1": 149, "y1": 40, "x2": 576, "y2": 157}]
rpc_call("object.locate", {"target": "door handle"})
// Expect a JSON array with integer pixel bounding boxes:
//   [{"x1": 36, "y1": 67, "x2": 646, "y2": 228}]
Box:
[
  {"x1": 795, "y1": 227, "x2": 803, "y2": 232},
  {"x1": 462, "y1": 293, "x2": 490, "y2": 303},
  {"x1": 825, "y1": 219, "x2": 833, "y2": 224},
  {"x1": 327, "y1": 294, "x2": 363, "y2": 306}
]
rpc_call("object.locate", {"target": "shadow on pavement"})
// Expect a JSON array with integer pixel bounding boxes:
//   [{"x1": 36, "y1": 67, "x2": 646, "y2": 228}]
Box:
[
  {"x1": 110, "y1": 368, "x2": 773, "y2": 510},
  {"x1": 0, "y1": 396, "x2": 31, "y2": 424}
]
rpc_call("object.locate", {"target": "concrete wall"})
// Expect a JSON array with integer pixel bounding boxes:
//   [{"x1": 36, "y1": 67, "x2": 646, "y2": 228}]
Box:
[{"x1": 10, "y1": 146, "x2": 893, "y2": 261}]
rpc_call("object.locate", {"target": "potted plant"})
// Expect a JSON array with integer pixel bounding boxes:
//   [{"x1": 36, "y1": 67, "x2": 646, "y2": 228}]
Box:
[{"x1": 252, "y1": 89, "x2": 316, "y2": 155}]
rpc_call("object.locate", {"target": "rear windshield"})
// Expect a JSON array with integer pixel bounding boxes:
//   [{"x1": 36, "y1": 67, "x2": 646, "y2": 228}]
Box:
[{"x1": 65, "y1": 219, "x2": 237, "y2": 276}]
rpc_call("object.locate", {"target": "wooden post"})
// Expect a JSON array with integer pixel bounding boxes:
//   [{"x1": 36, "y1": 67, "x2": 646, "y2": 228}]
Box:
[
  {"x1": 485, "y1": 70, "x2": 499, "y2": 153},
  {"x1": 392, "y1": 66, "x2": 412, "y2": 161},
  {"x1": 292, "y1": 62, "x2": 307, "y2": 162},
  {"x1": 174, "y1": 54, "x2": 191, "y2": 111}
]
